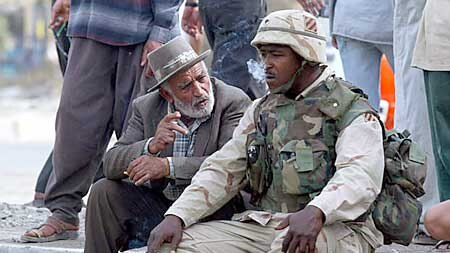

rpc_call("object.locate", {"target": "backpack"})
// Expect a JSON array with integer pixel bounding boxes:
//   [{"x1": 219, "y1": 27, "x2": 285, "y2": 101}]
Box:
[
  {"x1": 371, "y1": 129, "x2": 427, "y2": 245},
  {"x1": 338, "y1": 81, "x2": 428, "y2": 245}
]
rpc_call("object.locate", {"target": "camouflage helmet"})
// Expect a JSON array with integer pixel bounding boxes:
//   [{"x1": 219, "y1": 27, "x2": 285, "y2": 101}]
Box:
[{"x1": 251, "y1": 9, "x2": 327, "y2": 64}]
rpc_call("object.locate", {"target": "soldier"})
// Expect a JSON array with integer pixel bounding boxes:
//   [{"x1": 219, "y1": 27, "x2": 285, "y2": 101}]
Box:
[{"x1": 147, "y1": 10, "x2": 385, "y2": 253}]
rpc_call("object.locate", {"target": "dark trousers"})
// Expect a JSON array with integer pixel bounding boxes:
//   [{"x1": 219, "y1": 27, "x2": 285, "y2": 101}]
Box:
[
  {"x1": 84, "y1": 179, "x2": 244, "y2": 252},
  {"x1": 84, "y1": 179, "x2": 173, "y2": 252},
  {"x1": 44, "y1": 38, "x2": 144, "y2": 226},
  {"x1": 199, "y1": 0, "x2": 267, "y2": 100},
  {"x1": 424, "y1": 70, "x2": 450, "y2": 201},
  {"x1": 34, "y1": 3, "x2": 71, "y2": 194}
]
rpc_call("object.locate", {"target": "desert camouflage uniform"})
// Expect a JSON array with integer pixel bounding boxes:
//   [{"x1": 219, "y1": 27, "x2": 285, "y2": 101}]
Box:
[{"x1": 161, "y1": 10, "x2": 385, "y2": 253}]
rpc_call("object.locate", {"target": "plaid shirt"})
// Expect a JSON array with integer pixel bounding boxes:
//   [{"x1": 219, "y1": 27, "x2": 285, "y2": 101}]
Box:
[
  {"x1": 68, "y1": 0, "x2": 183, "y2": 46},
  {"x1": 162, "y1": 117, "x2": 209, "y2": 200}
]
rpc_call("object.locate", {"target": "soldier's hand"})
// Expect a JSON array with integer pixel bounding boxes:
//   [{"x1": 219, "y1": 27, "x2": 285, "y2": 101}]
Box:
[
  {"x1": 127, "y1": 156, "x2": 170, "y2": 185},
  {"x1": 49, "y1": 0, "x2": 70, "y2": 30},
  {"x1": 147, "y1": 215, "x2": 183, "y2": 253},
  {"x1": 296, "y1": 0, "x2": 325, "y2": 17},
  {"x1": 275, "y1": 205, "x2": 324, "y2": 253},
  {"x1": 141, "y1": 40, "x2": 163, "y2": 77},
  {"x1": 148, "y1": 112, "x2": 188, "y2": 154}
]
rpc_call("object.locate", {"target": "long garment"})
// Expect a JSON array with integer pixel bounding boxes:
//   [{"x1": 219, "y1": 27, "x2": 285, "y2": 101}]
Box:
[
  {"x1": 44, "y1": 0, "x2": 184, "y2": 226},
  {"x1": 412, "y1": 0, "x2": 450, "y2": 201},
  {"x1": 393, "y1": 0, "x2": 439, "y2": 218},
  {"x1": 199, "y1": 0, "x2": 268, "y2": 100},
  {"x1": 329, "y1": 0, "x2": 395, "y2": 109}
]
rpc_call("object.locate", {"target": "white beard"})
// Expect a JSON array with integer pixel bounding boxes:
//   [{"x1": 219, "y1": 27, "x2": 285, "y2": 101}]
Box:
[{"x1": 172, "y1": 82, "x2": 215, "y2": 119}]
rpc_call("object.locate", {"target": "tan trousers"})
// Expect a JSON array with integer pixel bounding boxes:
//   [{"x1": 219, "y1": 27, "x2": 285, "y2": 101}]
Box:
[{"x1": 154, "y1": 213, "x2": 374, "y2": 253}]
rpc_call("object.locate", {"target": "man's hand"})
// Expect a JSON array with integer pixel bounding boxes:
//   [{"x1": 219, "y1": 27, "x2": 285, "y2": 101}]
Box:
[
  {"x1": 296, "y1": 0, "x2": 325, "y2": 16},
  {"x1": 148, "y1": 112, "x2": 189, "y2": 154},
  {"x1": 49, "y1": 0, "x2": 70, "y2": 30},
  {"x1": 141, "y1": 40, "x2": 163, "y2": 77},
  {"x1": 147, "y1": 215, "x2": 184, "y2": 253},
  {"x1": 182, "y1": 4, "x2": 203, "y2": 39},
  {"x1": 275, "y1": 206, "x2": 325, "y2": 253},
  {"x1": 127, "y1": 156, "x2": 170, "y2": 185}
]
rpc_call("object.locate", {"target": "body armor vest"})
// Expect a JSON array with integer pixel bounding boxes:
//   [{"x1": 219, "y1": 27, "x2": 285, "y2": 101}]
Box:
[{"x1": 246, "y1": 77, "x2": 375, "y2": 213}]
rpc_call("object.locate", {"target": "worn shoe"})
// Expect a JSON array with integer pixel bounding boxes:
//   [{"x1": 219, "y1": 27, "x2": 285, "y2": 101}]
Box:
[{"x1": 20, "y1": 216, "x2": 79, "y2": 243}]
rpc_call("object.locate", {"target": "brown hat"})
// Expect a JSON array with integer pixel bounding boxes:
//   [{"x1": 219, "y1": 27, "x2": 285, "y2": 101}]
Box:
[{"x1": 147, "y1": 36, "x2": 210, "y2": 92}]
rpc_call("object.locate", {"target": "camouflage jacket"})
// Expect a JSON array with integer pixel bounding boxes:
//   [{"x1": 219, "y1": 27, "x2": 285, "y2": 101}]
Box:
[{"x1": 165, "y1": 67, "x2": 385, "y2": 247}]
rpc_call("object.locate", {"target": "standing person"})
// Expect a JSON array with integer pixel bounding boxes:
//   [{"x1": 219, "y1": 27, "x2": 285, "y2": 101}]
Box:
[
  {"x1": 412, "y1": 0, "x2": 450, "y2": 202},
  {"x1": 31, "y1": 0, "x2": 71, "y2": 208},
  {"x1": 84, "y1": 37, "x2": 251, "y2": 252},
  {"x1": 182, "y1": 0, "x2": 268, "y2": 100},
  {"x1": 21, "y1": 0, "x2": 184, "y2": 243},
  {"x1": 328, "y1": 0, "x2": 395, "y2": 109},
  {"x1": 147, "y1": 10, "x2": 385, "y2": 253},
  {"x1": 393, "y1": 0, "x2": 439, "y2": 244}
]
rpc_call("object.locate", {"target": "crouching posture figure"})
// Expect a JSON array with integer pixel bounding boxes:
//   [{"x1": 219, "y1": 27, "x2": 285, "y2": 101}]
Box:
[
  {"x1": 83, "y1": 37, "x2": 251, "y2": 253},
  {"x1": 148, "y1": 10, "x2": 385, "y2": 253}
]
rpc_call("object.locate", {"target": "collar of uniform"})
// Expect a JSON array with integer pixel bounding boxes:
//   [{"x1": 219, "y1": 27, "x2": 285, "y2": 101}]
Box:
[{"x1": 295, "y1": 65, "x2": 335, "y2": 100}]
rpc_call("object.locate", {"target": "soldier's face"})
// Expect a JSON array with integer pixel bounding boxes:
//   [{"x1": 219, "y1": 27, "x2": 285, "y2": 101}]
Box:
[
  {"x1": 161, "y1": 63, "x2": 214, "y2": 118},
  {"x1": 259, "y1": 45, "x2": 302, "y2": 90}
]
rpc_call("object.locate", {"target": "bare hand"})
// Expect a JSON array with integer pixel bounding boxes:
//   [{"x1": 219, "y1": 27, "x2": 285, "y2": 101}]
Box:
[
  {"x1": 49, "y1": 0, "x2": 70, "y2": 30},
  {"x1": 275, "y1": 206, "x2": 324, "y2": 253},
  {"x1": 148, "y1": 112, "x2": 188, "y2": 154},
  {"x1": 297, "y1": 0, "x2": 325, "y2": 16},
  {"x1": 147, "y1": 215, "x2": 183, "y2": 253},
  {"x1": 127, "y1": 156, "x2": 170, "y2": 185},
  {"x1": 182, "y1": 5, "x2": 203, "y2": 39},
  {"x1": 141, "y1": 40, "x2": 163, "y2": 77}
]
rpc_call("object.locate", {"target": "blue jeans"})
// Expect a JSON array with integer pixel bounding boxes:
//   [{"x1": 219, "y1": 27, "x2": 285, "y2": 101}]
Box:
[{"x1": 336, "y1": 35, "x2": 394, "y2": 109}]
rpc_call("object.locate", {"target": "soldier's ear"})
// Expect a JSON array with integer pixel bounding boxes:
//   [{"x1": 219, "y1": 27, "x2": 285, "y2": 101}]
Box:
[{"x1": 159, "y1": 87, "x2": 174, "y2": 104}]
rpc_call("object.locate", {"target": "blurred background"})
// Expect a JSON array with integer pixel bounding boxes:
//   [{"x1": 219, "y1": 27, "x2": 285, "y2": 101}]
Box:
[{"x1": 0, "y1": 0, "x2": 61, "y2": 204}]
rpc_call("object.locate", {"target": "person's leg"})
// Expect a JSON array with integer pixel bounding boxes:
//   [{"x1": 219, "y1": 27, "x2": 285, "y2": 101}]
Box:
[
  {"x1": 84, "y1": 179, "x2": 172, "y2": 253},
  {"x1": 44, "y1": 38, "x2": 118, "y2": 227},
  {"x1": 335, "y1": 36, "x2": 382, "y2": 109},
  {"x1": 423, "y1": 71, "x2": 450, "y2": 201},
  {"x1": 199, "y1": 0, "x2": 267, "y2": 100},
  {"x1": 392, "y1": 0, "x2": 439, "y2": 232},
  {"x1": 156, "y1": 219, "x2": 273, "y2": 253},
  {"x1": 269, "y1": 220, "x2": 375, "y2": 253},
  {"x1": 424, "y1": 200, "x2": 450, "y2": 241},
  {"x1": 114, "y1": 43, "x2": 145, "y2": 138}
]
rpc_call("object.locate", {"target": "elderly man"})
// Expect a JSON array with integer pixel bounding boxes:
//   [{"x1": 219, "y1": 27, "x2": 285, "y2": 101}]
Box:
[
  {"x1": 83, "y1": 37, "x2": 250, "y2": 253},
  {"x1": 147, "y1": 10, "x2": 384, "y2": 253}
]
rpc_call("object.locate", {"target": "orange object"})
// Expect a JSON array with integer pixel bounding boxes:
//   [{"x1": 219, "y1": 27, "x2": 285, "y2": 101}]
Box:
[{"x1": 380, "y1": 55, "x2": 395, "y2": 130}]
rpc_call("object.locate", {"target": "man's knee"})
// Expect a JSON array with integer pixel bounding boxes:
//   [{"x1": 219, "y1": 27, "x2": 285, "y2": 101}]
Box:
[
  {"x1": 88, "y1": 179, "x2": 121, "y2": 205},
  {"x1": 424, "y1": 205, "x2": 444, "y2": 239}
]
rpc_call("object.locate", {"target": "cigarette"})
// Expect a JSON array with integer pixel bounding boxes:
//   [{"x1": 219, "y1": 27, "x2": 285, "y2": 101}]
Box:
[{"x1": 123, "y1": 171, "x2": 129, "y2": 176}]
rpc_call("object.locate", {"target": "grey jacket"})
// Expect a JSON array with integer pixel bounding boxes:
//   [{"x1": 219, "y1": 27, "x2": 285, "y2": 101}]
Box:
[{"x1": 103, "y1": 78, "x2": 251, "y2": 186}]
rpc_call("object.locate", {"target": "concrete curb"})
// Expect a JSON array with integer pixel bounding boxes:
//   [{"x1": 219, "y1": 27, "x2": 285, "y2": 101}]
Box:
[{"x1": 0, "y1": 243, "x2": 83, "y2": 253}]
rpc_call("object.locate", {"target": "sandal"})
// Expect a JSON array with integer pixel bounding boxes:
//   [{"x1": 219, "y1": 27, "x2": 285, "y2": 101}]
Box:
[
  {"x1": 20, "y1": 216, "x2": 79, "y2": 243},
  {"x1": 435, "y1": 240, "x2": 450, "y2": 249}
]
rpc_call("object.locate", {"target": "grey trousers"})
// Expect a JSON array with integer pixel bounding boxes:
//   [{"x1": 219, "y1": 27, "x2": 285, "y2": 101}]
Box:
[
  {"x1": 44, "y1": 37, "x2": 144, "y2": 226},
  {"x1": 199, "y1": 0, "x2": 267, "y2": 100},
  {"x1": 392, "y1": 0, "x2": 439, "y2": 221}
]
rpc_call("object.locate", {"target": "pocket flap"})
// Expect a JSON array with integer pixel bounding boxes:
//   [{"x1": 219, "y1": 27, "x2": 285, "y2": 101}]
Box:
[{"x1": 409, "y1": 142, "x2": 426, "y2": 164}]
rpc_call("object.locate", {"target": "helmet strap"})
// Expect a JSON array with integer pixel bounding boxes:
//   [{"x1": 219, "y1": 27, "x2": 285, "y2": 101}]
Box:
[{"x1": 269, "y1": 61, "x2": 307, "y2": 94}]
